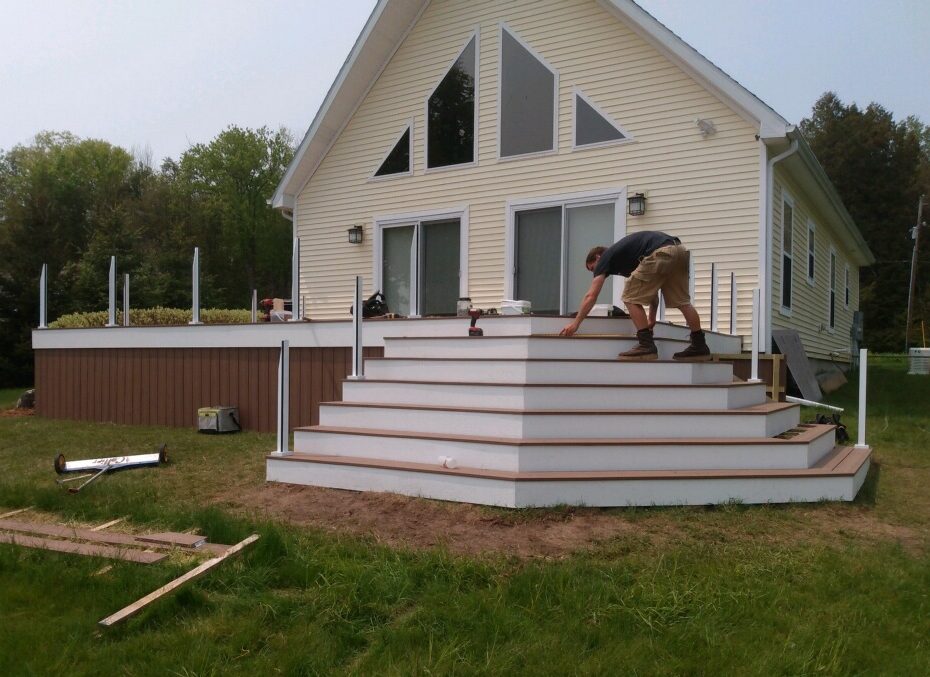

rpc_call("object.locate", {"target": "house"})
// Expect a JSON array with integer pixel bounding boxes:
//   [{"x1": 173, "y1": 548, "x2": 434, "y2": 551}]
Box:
[{"x1": 271, "y1": 0, "x2": 874, "y2": 367}]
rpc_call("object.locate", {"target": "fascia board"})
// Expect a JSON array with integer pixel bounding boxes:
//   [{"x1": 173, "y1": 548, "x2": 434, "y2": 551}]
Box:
[{"x1": 599, "y1": 0, "x2": 790, "y2": 139}]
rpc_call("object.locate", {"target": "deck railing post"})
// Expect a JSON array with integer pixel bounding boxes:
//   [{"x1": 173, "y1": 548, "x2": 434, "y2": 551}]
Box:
[
  {"x1": 729, "y1": 272, "x2": 737, "y2": 335},
  {"x1": 289, "y1": 238, "x2": 301, "y2": 322},
  {"x1": 349, "y1": 276, "x2": 365, "y2": 380},
  {"x1": 190, "y1": 247, "x2": 202, "y2": 325},
  {"x1": 123, "y1": 274, "x2": 130, "y2": 327},
  {"x1": 688, "y1": 254, "x2": 696, "y2": 303},
  {"x1": 107, "y1": 256, "x2": 117, "y2": 327},
  {"x1": 856, "y1": 348, "x2": 868, "y2": 449},
  {"x1": 251, "y1": 289, "x2": 258, "y2": 323},
  {"x1": 750, "y1": 287, "x2": 761, "y2": 383},
  {"x1": 273, "y1": 339, "x2": 291, "y2": 455},
  {"x1": 710, "y1": 262, "x2": 719, "y2": 332},
  {"x1": 38, "y1": 264, "x2": 48, "y2": 329},
  {"x1": 657, "y1": 291, "x2": 666, "y2": 322}
]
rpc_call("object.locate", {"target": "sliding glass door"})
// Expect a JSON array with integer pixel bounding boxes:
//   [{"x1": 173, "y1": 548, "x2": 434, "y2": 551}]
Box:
[{"x1": 381, "y1": 218, "x2": 461, "y2": 317}]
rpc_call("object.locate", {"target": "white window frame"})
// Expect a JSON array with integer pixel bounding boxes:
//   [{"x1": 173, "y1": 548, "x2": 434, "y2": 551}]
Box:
[
  {"x1": 827, "y1": 245, "x2": 837, "y2": 333},
  {"x1": 504, "y1": 187, "x2": 627, "y2": 314},
  {"x1": 779, "y1": 193, "x2": 795, "y2": 317},
  {"x1": 423, "y1": 29, "x2": 480, "y2": 175},
  {"x1": 369, "y1": 119, "x2": 414, "y2": 182},
  {"x1": 373, "y1": 206, "x2": 470, "y2": 318},
  {"x1": 497, "y1": 22, "x2": 559, "y2": 162},
  {"x1": 844, "y1": 262, "x2": 850, "y2": 309},
  {"x1": 571, "y1": 88, "x2": 634, "y2": 151},
  {"x1": 806, "y1": 219, "x2": 816, "y2": 287}
]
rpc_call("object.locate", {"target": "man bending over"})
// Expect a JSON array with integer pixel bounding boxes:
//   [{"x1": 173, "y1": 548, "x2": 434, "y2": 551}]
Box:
[{"x1": 559, "y1": 231, "x2": 711, "y2": 361}]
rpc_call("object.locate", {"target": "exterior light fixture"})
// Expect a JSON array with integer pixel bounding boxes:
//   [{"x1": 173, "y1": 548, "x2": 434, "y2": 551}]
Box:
[
  {"x1": 627, "y1": 193, "x2": 647, "y2": 217},
  {"x1": 348, "y1": 225, "x2": 364, "y2": 244}
]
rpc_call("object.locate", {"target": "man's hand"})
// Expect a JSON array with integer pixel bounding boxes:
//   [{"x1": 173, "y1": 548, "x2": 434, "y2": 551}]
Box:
[{"x1": 560, "y1": 322, "x2": 579, "y2": 337}]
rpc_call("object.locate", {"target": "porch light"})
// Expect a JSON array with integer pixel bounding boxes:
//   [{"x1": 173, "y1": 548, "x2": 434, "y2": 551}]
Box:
[
  {"x1": 348, "y1": 225, "x2": 364, "y2": 244},
  {"x1": 627, "y1": 193, "x2": 647, "y2": 216}
]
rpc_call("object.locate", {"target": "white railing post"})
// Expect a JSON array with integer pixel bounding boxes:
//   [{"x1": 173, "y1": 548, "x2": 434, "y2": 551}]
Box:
[
  {"x1": 190, "y1": 247, "x2": 202, "y2": 325},
  {"x1": 710, "y1": 262, "x2": 719, "y2": 332},
  {"x1": 750, "y1": 287, "x2": 761, "y2": 383},
  {"x1": 273, "y1": 339, "x2": 291, "y2": 455},
  {"x1": 729, "y1": 272, "x2": 737, "y2": 335},
  {"x1": 123, "y1": 274, "x2": 130, "y2": 327},
  {"x1": 349, "y1": 276, "x2": 365, "y2": 380},
  {"x1": 251, "y1": 289, "x2": 258, "y2": 323},
  {"x1": 289, "y1": 238, "x2": 301, "y2": 322},
  {"x1": 107, "y1": 256, "x2": 117, "y2": 327},
  {"x1": 657, "y1": 291, "x2": 666, "y2": 323},
  {"x1": 856, "y1": 348, "x2": 868, "y2": 449},
  {"x1": 38, "y1": 264, "x2": 48, "y2": 329},
  {"x1": 688, "y1": 255, "x2": 696, "y2": 303}
]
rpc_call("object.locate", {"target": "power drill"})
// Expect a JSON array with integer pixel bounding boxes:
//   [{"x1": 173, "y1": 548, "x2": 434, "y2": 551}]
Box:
[{"x1": 468, "y1": 308, "x2": 483, "y2": 337}]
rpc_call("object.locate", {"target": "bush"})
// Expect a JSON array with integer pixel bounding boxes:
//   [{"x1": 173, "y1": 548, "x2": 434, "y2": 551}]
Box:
[{"x1": 49, "y1": 307, "x2": 255, "y2": 328}]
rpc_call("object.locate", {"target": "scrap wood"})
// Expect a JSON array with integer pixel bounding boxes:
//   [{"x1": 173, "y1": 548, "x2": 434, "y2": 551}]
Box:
[
  {"x1": 99, "y1": 534, "x2": 260, "y2": 628},
  {"x1": 91, "y1": 517, "x2": 126, "y2": 532},
  {"x1": 137, "y1": 532, "x2": 206, "y2": 549},
  {"x1": 0, "y1": 532, "x2": 166, "y2": 564},
  {"x1": 0, "y1": 507, "x2": 32, "y2": 519}
]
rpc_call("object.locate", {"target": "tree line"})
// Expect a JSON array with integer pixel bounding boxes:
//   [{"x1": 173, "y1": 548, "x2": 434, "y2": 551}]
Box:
[{"x1": 1, "y1": 94, "x2": 929, "y2": 386}]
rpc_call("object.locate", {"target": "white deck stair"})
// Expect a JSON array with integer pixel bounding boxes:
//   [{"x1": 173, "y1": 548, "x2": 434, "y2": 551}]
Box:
[{"x1": 266, "y1": 319, "x2": 870, "y2": 507}]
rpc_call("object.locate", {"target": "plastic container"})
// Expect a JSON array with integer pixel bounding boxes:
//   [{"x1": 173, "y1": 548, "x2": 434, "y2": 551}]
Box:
[
  {"x1": 908, "y1": 347, "x2": 930, "y2": 375},
  {"x1": 590, "y1": 304, "x2": 612, "y2": 317},
  {"x1": 501, "y1": 299, "x2": 531, "y2": 315},
  {"x1": 457, "y1": 297, "x2": 472, "y2": 317}
]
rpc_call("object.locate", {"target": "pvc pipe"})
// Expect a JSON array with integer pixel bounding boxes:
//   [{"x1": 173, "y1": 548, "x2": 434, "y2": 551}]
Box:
[
  {"x1": 786, "y1": 396, "x2": 843, "y2": 413},
  {"x1": 123, "y1": 274, "x2": 130, "y2": 327},
  {"x1": 729, "y1": 272, "x2": 737, "y2": 336},
  {"x1": 251, "y1": 289, "x2": 258, "y2": 323},
  {"x1": 289, "y1": 238, "x2": 301, "y2": 322},
  {"x1": 349, "y1": 276, "x2": 365, "y2": 380},
  {"x1": 38, "y1": 264, "x2": 48, "y2": 329},
  {"x1": 190, "y1": 247, "x2": 202, "y2": 325},
  {"x1": 750, "y1": 287, "x2": 760, "y2": 383},
  {"x1": 856, "y1": 348, "x2": 868, "y2": 448},
  {"x1": 274, "y1": 339, "x2": 291, "y2": 455},
  {"x1": 107, "y1": 256, "x2": 117, "y2": 327},
  {"x1": 710, "y1": 262, "x2": 718, "y2": 332}
]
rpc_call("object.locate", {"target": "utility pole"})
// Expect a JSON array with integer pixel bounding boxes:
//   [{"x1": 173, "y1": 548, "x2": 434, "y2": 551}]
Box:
[{"x1": 905, "y1": 195, "x2": 926, "y2": 351}]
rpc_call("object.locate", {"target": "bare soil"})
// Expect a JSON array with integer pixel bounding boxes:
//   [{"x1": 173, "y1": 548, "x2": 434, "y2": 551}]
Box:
[{"x1": 0, "y1": 408, "x2": 34, "y2": 418}]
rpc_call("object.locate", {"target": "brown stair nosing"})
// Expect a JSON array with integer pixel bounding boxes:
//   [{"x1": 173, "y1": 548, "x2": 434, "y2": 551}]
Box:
[
  {"x1": 268, "y1": 446, "x2": 869, "y2": 482},
  {"x1": 295, "y1": 423, "x2": 835, "y2": 446},
  {"x1": 384, "y1": 334, "x2": 689, "y2": 344},
  {"x1": 342, "y1": 378, "x2": 763, "y2": 389},
  {"x1": 320, "y1": 400, "x2": 798, "y2": 416},
  {"x1": 364, "y1": 357, "x2": 729, "y2": 364}
]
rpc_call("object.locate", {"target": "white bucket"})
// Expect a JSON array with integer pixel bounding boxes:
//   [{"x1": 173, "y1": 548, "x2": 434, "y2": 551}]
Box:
[
  {"x1": 908, "y1": 347, "x2": 930, "y2": 375},
  {"x1": 501, "y1": 299, "x2": 531, "y2": 315}
]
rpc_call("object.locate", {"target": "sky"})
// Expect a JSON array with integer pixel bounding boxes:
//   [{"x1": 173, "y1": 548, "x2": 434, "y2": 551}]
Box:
[{"x1": 1, "y1": 0, "x2": 928, "y2": 162}]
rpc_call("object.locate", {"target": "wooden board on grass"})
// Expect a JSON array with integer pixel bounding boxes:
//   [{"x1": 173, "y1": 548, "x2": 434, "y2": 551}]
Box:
[
  {"x1": 136, "y1": 532, "x2": 207, "y2": 548},
  {"x1": 0, "y1": 532, "x2": 166, "y2": 564}
]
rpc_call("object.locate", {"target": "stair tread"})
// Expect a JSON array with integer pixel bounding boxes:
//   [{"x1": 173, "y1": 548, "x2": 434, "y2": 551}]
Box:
[
  {"x1": 296, "y1": 423, "x2": 834, "y2": 446},
  {"x1": 269, "y1": 446, "x2": 869, "y2": 481},
  {"x1": 345, "y1": 379, "x2": 760, "y2": 389},
  {"x1": 367, "y1": 357, "x2": 722, "y2": 364},
  {"x1": 385, "y1": 334, "x2": 689, "y2": 343},
  {"x1": 321, "y1": 401, "x2": 797, "y2": 416}
]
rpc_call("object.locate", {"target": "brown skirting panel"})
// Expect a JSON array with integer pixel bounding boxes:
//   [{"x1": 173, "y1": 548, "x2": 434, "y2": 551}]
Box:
[{"x1": 34, "y1": 347, "x2": 384, "y2": 433}]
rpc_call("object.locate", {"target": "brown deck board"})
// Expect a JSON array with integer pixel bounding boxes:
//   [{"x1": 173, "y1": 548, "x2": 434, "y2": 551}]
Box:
[
  {"x1": 0, "y1": 532, "x2": 166, "y2": 563},
  {"x1": 137, "y1": 532, "x2": 207, "y2": 548}
]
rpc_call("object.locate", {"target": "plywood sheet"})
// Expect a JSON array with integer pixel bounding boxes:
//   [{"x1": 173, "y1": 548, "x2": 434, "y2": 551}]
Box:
[{"x1": 772, "y1": 329, "x2": 823, "y2": 401}]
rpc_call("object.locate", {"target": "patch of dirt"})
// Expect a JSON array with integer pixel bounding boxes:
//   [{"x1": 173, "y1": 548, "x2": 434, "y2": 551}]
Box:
[
  {"x1": 0, "y1": 408, "x2": 34, "y2": 418},
  {"x1": 795, "y1": 506, "x2": 927, "y2": 557}
]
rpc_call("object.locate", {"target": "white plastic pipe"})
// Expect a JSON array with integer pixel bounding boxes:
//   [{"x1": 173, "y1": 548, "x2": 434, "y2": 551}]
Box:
[
  {"x1": 710, "y1": 263, "x2": 719, "y2": 332},
  {"x1": 274, "y1": 339, "x2": 291, "y2": 455},
  {"x1": 349, "y1": 276, "x2": 365, "y2": 380},
  {"x1": 750, "y1": 287, "x2": 761, "y2": 383},
  {"x1": 729, "y1": 272, "x2": 737, "y2": 336},
  {"x1": 38, "y1": 263, "x2": 48, "y2": 329},
  {"x1": 107, "y1": 256, "x2": 117, "y2": 327},
  {"x1": 786, "y1": 395, "x2": 843, "y2": 413},
  {"x1": 289, "y1": 238, "x2": 301, "y2": 322},
  {"x1": 856, "y1": 348, "x2": 868, "y2": 448},
  {"x1": 190, "y1": 247, "x2": 202, "y2": 325},
  {"x1": 123, "y1": 274, "x2": 130, "y2": 327}
]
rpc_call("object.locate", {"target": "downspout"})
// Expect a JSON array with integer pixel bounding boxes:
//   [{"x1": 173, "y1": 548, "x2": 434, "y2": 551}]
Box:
[{"x1": 761, "y1": 136, "x2": 799, "y2": 353}]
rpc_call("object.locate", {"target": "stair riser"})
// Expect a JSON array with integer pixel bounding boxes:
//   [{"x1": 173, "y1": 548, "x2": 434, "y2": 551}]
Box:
[
  {"x1": 265, "y1": 457, "x2": 870, "y2": 508},
  {"x1": 293, "y1": 430, "x2": 836, "y2": 471},
  {"x1": 318, "y1": 404, "x2": 800, "y2": 439},
  {"x1": 340, "y1": 381, "x2": 766, "y2": 410},
  {"x1": 383, "y1": 337, "x2": 685, "y2": 361},
  {"x1": 363, "y1": 360, "x2": 735, "y2": 385}
]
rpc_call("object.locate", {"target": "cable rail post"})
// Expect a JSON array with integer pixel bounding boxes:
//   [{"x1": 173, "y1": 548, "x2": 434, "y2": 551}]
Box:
[
  {"x1": 289, "y1": 238, "x2": 301, "y2": 322},
  {"x1": 349, "y1": 275, "x2": 365, "y2": 381},
  {"x1": 273, "y1": 339, "x2": 291, "y2": 456},
  {"x1": 749, "y1": 287, "x2": 761, "y2": 383},
  {"x1": 38, "y1": 264, "x2": 48, "y2": 329},
  {"x1": 856, "y1": 348, "x2": 869, "y2": 449},
  {"x1": 729, "y1": 272, "x2": 737, "y2": 335},
  {"x1": 190, "y1": 247, "x2": 202, "y2": 325},
  {"x1": 251, "y1": 289, "x2": 258, "y2": 323},
  {"x1": 123, "y1": 274, "x2": 130, "y2": 327},
  {"x1": 107, "y1": 256, "x2": 117, "y2": 327},
  {"x1": 710, "y1": 262, "x2": 718, "y2": 332}
]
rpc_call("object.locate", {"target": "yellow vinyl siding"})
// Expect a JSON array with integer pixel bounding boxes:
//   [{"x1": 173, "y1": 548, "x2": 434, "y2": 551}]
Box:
[
  {"x1": 296, "y1": 0, "x2": 761, "y2": 336},
  {"x1": 771, "y1": 169, "x2": 859, "y2": 361}
]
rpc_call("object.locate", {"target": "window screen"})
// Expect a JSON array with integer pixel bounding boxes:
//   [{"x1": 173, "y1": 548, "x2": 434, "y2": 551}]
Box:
[
  {"x1": 575, "y1": 94, "x2": 625, "y2": 147},
  {"x1": 427, "y1": 37, "x2": 476, "y2": 169},
  {"x1": 515, "y1": 208, "x2": 561, "y2": 314},
  {"x1": 375, "y1": 127, "x2": 411, "y2": 177},
  {"x1": 500, "y1": 28, "x2": 555, "y2": 157}
]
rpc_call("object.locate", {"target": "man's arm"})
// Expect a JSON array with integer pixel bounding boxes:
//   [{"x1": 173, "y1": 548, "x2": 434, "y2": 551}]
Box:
[{"x1": 560, "y1": 275, "x2": 607, "y2": 337}]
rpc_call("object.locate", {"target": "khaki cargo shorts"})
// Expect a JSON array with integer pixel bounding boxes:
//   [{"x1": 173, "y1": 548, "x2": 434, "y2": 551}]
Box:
[{"x1": 621, "y1": 244, "x2": 691, "y2": 309}]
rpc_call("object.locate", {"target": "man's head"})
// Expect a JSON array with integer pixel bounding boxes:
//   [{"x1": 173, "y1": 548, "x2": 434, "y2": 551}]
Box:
[{"x1": 586, "y1": 246, "x2": 606, "y2": 272}]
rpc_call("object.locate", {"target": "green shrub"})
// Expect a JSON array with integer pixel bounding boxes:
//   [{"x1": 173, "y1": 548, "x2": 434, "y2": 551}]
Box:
[{"x1": 49, "y1": 307, "x2": 255, "y2": 328}]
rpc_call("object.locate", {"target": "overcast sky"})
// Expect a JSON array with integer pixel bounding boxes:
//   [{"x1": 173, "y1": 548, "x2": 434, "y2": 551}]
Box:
[{"x1": 2, "y1": 0, "x2": 928, "y2": 162}]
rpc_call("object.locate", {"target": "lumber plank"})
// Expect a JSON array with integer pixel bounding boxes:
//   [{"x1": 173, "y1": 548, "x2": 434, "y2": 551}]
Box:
[
  {"x1": 0, "y1": 532, "x2": 166, "y2": 564},
  {"x1": 0, "y1": 507, "x2": 32, "y2": 519},
  {"x1": 99, "y1": 534, "x2": 260, "y2": 627},
  {"x1": 91, "y1": 517, "x2": 125, "y2": 532},
  {"x1": 137, "y1": 532, "x2": 206, "y2": 548}
]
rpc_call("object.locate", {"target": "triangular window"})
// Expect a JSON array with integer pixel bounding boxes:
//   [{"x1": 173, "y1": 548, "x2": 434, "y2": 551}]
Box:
[
  {"x1": 374, "y1": 125, "x2": 411, "y2": 177},
  {"x1": 427, "y1": 35, "x2": 476, "y2": 169},
  {"x1": 500, "y1": 26, "x2": 557, "y2": 157},
  {"x1": 574, "y1": 90, "x2": 629, "y2": 148}
]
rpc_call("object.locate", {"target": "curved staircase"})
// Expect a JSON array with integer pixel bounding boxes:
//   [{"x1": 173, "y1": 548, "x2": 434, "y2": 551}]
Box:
[{"x1": 266, "y1": 318, "x2": 870, "y2": 507}]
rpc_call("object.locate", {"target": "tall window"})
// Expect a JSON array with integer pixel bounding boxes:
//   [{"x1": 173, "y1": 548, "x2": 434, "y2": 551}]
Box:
[
  {"x1": 829, "y1": 250, "x2": 837, "y2": 330},
  {"x1": 427, "y1": 35, "x2": 476, "y2": 170},
  {"x1": 807, "y1": 220, "x2": 816, "y2": 285},
  {"x1": 844, "y1": 264, "x2": 850, "y2": 308},
  {"x1": 374, "y1": 125, "x2": 411, "y2": 178},
  {"x1": 499, "y1": 26, "x2": 557, "y2": 158},
  {"x1": 781, "y1": 198, "x2": 794, "y2": 312}
]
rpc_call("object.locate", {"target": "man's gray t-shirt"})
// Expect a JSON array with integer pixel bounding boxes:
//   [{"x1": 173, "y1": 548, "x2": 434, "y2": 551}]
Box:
[{"x1": 592, "y1": 231, "x2": 679, "y2": 278}]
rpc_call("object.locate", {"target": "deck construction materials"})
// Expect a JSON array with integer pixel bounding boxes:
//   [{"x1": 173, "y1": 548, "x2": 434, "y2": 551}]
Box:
[
  {"x1": 0, "y1": 532, "x2": 166, "y2": 564},
  {"x1": 99, "y1": 534, "x2": 260, "y2": 627},
  {"x1": 0, "y1": 507, "x2": 33, "y2": 519},
  {"x1": 91, "y1": 517, "x2": 126, "y2": 532},
  {"x1": 137, "y1": 532, "x2": 207, "y2": 549}
]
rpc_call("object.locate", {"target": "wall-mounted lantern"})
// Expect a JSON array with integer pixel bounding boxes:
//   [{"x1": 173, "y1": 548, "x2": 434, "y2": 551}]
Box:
[
  {"x1": 627, "y1": 192, "x2": 647, "y2": 217},
  {"x1": 347, "y1": 225, "x2": 364, "y2": 244}
]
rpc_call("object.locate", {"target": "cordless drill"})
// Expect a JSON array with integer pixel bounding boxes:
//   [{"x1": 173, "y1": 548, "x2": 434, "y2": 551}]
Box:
[{"x1": 468, "y1": 308, "x2": 483, "y2": 337}]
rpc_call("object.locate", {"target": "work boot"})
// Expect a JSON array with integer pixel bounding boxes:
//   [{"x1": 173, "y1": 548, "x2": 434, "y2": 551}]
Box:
[
  {"x1": 673, "y1": 330, "x2": 712, "y2": 362},
  {"x1": 618, "y1": 329, "x2": 658, "y2": 361}
]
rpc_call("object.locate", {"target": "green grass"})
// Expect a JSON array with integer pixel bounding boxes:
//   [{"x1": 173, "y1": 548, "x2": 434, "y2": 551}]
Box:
[
  {"x1": 0, "y1": 361, "x2": 929, "y2": 675},
  {"x1": 0, "y1": 387, "x2": 26, "y2": 409}
]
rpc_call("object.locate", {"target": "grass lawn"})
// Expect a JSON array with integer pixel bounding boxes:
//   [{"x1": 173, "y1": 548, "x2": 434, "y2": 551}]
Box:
[
  {"x1": 1, "y1": 358, "x2": 928, "y2": 675},
  {"x1": 0, "y1": 387, "x2": 26, "y2": 409}
]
